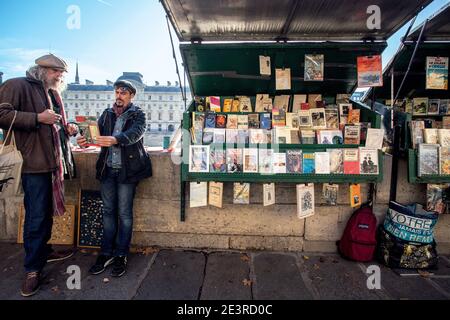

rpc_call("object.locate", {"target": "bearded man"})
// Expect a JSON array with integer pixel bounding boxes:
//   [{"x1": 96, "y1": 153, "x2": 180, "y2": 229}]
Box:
[{"x1": 0, "y1": 54, "x2": 77, "y2": 297}]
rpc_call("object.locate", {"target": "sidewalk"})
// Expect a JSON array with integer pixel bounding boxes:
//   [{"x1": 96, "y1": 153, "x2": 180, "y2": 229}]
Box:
[{"x1": 1, "y1": 242, "x2": 450, "y2": 300}]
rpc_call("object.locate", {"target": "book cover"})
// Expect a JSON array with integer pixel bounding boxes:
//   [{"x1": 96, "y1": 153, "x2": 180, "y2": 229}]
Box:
[
  {"x1": 302, "y1": 152, "x2": 315, "y2": 174},
  {"x1": 344, "y1": 125, "x2": 361, "y2": 145},
  {"x1": 405, "y1": 99, "x2": 413, "y2": 114},
  {"x1": 426, "y1": 56, "x2": 448, "y2": 90},
  {"x1": 226, "y1": 148, "x2": 243, "y2": 173},
  {"x1": 357, "y1": 55, "x2": 383, "y2": 87},
  {"x1": 411, "y1": 121, "x2": 425, "y2": 149},
  {"x1": 275, "y1": 68, "x2": 291, "y2": 90},
  {"x1": 189, "y1": 145, "x2": 210, "y2": 173},
  {"x1": 427, "y1": 184, "x2": 447, "y2": 214},
  {"x1": 274, "y1": 127, "x2": 291, "y2": 144},
  {"x1": 272, "y1": 153, "x2": 287, "y2": 173},
  {"x1": 328, "y1": 149, "x2": 344, "y2": 174},
  {"x1": 231, "y1": 99, "x2": 240, "y2": 112},
  {"x1": 438, "y1": 129, "x2": 450, "y2": 147},
  {"x1": 233, "y1": 183, "x2": 250, "y2": 205},
  {"x1": 237, "y1": 129, "x2": 249, "y2": 145},
  {"x1": 209, "y1": 182, "x2": 224, "y2": 208},
  {"x1": 290, "y1": 129, "x2": 300, "y2": 144},
  {"x1": 223, "y1": 99, "x2": 233, "y2": 113},
  {"x1": 216, "y1": 115, "x2": 227, "y2": 128},
  {"x1": 336, "y1": 94, "x2": 351, "y2": 104},
  {"x1": 424, "y1": 128, "x2": 439, "y2": 144},
  {"x1": 344, "y1": 149, "x2": 360, "y2": 174},
  {"x1": 239, "y1": 96, "x2": 252, "y2": 112},
  {"x1": 359, "y1": 148, "x2": 379, "y2": 175},
  {"x1": 444, "y1": 117, "x2": 450, "y2": 129},
  {"x1": 273, "y1": 95, "x2": 290, "y2": 113},
  {"x1": 439, "y1": 99, "x2": 449, "y2": 115},
  {"x1": 325, "y1": 108, "x2": 339, "y2": 129},
  {"x1": 259, "y1": 55, "x2": 271, "y2": 76},
  {"x1": 249, "y1": 129, "x2": 265, "y2": 144},
  {"x1": 323, "y1": 184, "x2": 339, "y2": 206},
  {"x1": 318, "y1": 130, "x2": 343, "y2": 145},
  {"x1": 210, "y1": 149, "x2": 227, "y2": 173},
  {"x1": 263, "y1": 183, "x2": 276, "y2": 207},
  {"x1": 205, "y1": 112, "x2": 216, "y2": 128},
  {"x1": 226, "y1": 129, "x2": 238, "y2": 144},
  {"x1": 248, "y1": 114, "x2": 260, "y2": 129},
  {"x1": 255, "y1": 94, "x2": 273, "y2": 112},
  {"x1": 339, "y1": 104, "x2": 352, "y2": 125},
  {"x1": 308, "y1": 94, "x2": 322, "y2": 109},
  {"x1": 194, "y1": 96, "x2": 207, "y2": 112},
  {"x1": 192, "y1": 112, "x2": 205, "y2": 129},
  {"x1": 358, "y1": 122, "x2": 372, "y2": 142},
  {"x1": 440, "y1": 147, "x2": 450, "y2": 175},
  {"x1": 305, "y1": 54, "x2": 324, "y2": 81},
  {"x1": 300, "y1": 130, "x2": 316, "y2": 144},
  {"x1": 292, "y1": 95, "x2": 308, "y2": 112},
  {"x1": 418, "y1": 144, "x2": 439, "y2": 176},
  {"x1": 298, "y1": 110, "x2": 312, "y2": 128},
  {"x1": 286, "y1": 113, "x2": 300, "y2": 129},
  {"x1": 190, "y1": 182, "x2": 208, "y2": 208},
  {"x1": 243, "y1": 148, "x2": 259, "y2": 173},
  {"x1": 286, "y1": 150, "x2": 302, "y2": 173},
  {"x1": 259, "y1": 149, "x2": 273, "y2": 174},
  {"x1": 260, "y1": 113, "x2": 272, "y2": 130},
  {"x1": 263, "y1": 130, "x2": 273, "y2": 145},
  {"x1": 191, "y1": 128, "x2": 203, "y2": 145},
  {"x1": 272, "y1": 108, "x2": 286, "y2": 127},
  {"x1": 315, "y1": 152, "x2": 331, "y2": 174},
  {"x1": 350, "y1": 184, "x2": 362, "y2": 208},
  {"x1": 301, "y1": 103, "x2": 310, "y2": 110},
  {"x1": 237, "y1": 115, "x2": 249, "y2": 129},
  {"x1": 296, "y1": 184, "x2": 315, "y2": 219},
  {"x1": 227, "y1": 115, "x2": 238, "y2": 129},
  {"x1": 202, "y1": 128, "x2": 214, "y2": 145},
  {"x1": 209, "y1": 96, "x2": 221, "y2": 112},
  {"x1": 365, "y1": 128, "x2": 384, "y2": 149},
  {"x1": 428, "y1": 99, "x2": 440, "y2": 115},
  {"x1": 348, "y1": 109, "x2": 361, "y2": 125},
  {"x1": 310, "y1": 108, "x2": 327, "y2": 129},
  {"x1": 76, "y1": 116, "x2": 100, "y2": 147},
  {"x1": 213, "y1": 129, "x2": 226, "y2": 144},
  {"x1": 413, "y1": 98, "x2": 428, "y2": 115}
]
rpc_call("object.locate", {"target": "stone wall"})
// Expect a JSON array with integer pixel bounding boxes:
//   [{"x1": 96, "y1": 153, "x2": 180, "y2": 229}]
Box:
[{"x1": 1, "y1": 151, "x2": 449, "y2": 253}]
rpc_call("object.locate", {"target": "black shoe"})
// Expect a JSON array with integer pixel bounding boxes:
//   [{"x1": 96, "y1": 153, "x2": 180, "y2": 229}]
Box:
[
  {"x1": 21, "y1": 272, "x2": 40, "y2": 297},
  {"x1": 111, "y1": 256, "x2": 127, "y2": 278},
  {"x1": 89, "y1": 255, "x2": 114, "y2": 275}
]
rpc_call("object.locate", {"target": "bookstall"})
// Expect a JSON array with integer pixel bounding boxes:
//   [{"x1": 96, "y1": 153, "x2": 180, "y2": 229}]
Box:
[{"x1": 161, "y1": 0, "x2": 432, "y2": 221}]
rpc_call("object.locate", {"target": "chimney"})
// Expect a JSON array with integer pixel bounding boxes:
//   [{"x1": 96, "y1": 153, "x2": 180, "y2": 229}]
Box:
[
  {"x1": 75, "y1": 62, "x2": 80, "y2": 84},
  {"x1": 86, "y1": 79, "x2": 94, "y2": 85},
  {"x1": 155, "y1": 81, "x2": 159, "y2": 86},
  {"x1": 175, "y1": 81, "x2": 179, "y2": 87},
  {"x1": 167, "y1": 81, "x2": 171, "y2": 86},
  {"x1": 0, "y1": 72, "x2": 3, "y2": 85},
  {"x1": 106, "y1": 80, "x2": 113, "y2": 86}
]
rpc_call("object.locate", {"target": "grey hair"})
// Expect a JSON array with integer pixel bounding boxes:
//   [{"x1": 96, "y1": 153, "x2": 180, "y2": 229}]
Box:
[{"x1": 27, "y1": 65, "x2": 67, "y2": 93}]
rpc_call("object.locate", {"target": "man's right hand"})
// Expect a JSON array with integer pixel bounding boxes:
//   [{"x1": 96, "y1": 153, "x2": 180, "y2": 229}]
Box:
[
  {"x1": 37, "y1": 109, "x2": 62, "y2": 125},
  {"x1": 77, "y1": 136, "x2": 88, "y2": 147}
]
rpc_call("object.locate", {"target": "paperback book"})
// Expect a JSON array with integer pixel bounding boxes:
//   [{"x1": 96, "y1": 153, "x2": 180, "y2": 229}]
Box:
[
  {"x1": 286, "y1": 150, "x2": 302, "y2": 174},
  {"x1": 297, "y1": 184, "x2": 315, "y2": 219}
]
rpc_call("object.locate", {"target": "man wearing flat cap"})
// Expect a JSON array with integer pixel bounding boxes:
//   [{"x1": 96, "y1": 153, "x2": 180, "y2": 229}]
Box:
[
  {"x1": 78, "y1": 80, "x2": 152, "y2": 278},
  {"x1": 0, "y1": 53, "x2": 78, "y2": 297}
]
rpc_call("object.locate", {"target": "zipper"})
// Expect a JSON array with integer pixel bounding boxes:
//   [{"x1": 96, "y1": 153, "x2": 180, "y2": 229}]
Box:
[{"x1": 100, "y1": 111, "x2": 110, "y2": 178}]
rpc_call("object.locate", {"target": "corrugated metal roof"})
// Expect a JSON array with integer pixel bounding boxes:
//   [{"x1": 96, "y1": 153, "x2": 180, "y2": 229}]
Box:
[{"x1": 161, "y1": 0, "x2": 432, "y2": 42}]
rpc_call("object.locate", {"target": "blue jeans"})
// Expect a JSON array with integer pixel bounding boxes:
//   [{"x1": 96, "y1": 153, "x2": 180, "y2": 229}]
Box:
[
  {"x1": 100, "y1": 167, "x2": 137, "y2": 257},
  {"x1": 21, "y1": 173, "x2": 53, "y2": 273}
]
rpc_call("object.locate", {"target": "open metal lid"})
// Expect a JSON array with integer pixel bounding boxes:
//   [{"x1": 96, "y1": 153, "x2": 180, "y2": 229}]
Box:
[
  {"x1": 406, "y1": 2, "x2": 450, "y2": 42},
  {"x1": 161, "y1": 0, "x2": 432, "y2": 42}
]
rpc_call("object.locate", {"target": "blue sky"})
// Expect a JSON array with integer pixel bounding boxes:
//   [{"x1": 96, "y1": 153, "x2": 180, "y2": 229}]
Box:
[{"x1": 0, "y1": 0, "x2": 449, "y2": 88}]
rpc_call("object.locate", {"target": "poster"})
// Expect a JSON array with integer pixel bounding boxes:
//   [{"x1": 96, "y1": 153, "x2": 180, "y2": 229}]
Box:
[
  {"x1": 357, "y1": 55, "x2": 383, "y2": 87},
  {"x1": 304, "y1": 54, "x2": 324, "y2": 81},
  {"x1": 275, "y1": 68, "x2": 291, "y2": 90},
  {"x1": 426, "y1": 56, "x2": 448, "y2": 90}
]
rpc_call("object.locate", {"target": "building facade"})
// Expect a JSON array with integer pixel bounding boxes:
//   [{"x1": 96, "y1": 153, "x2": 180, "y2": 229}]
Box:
[{"x1": 63, "y1": 71, "x2": 189, "y2": 147}]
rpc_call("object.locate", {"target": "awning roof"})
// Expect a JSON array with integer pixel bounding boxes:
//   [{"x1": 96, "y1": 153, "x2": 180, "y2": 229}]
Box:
[
  {"x1": 406, "y1": 2, "x2": 450, "y2": 42},
  {"x1": 161, "y1": 0, "x2": 432, "y2": 42}
]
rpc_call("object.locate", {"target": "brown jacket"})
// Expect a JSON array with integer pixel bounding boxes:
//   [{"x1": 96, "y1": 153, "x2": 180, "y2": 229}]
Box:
[{"x1": 0, "y1": 76, "x2": 58, "y2": 173}]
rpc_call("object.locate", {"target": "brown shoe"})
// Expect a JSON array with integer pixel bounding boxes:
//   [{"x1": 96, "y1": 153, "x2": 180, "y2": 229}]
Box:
[
  {"x1": 47, "y1": 249, "x2": 74, "y2": 263},
  {"x1": 21, "y1": 272, "x2": 40, "y2": 297}
]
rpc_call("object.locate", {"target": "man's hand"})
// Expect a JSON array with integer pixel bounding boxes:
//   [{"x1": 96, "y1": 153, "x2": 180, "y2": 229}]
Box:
[
  {"x1": 76, "y1": 136, "x2": 88, "y2": 148},
  {"x1": 38, "y1": 109, "x2": 62, "y2": 125},
  {"x1": 66, "y1": 123, "x2": 79, "y2": 136},
  {"x1": 97, "y1": 136, "x2": 118, "y2": 147}
]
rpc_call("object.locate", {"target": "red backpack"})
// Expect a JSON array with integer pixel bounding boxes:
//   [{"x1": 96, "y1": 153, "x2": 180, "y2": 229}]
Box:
[{"x1": 338, "y1": 206, "x2": 377, "y2": 262}]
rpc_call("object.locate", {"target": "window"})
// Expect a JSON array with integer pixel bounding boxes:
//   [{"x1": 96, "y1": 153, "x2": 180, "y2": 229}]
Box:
[
  {"x1": 169, "y1": 105, "x2": 173, "y2": 110},
  {"x1": 169, "y1": 112, "x2": 173, "y2": 121},
  {"x1": 159, "y1": 96, "x2": 162, "y2": 101},
  {"x1": 97, "y1": 112, "x2": 100, "y2": 117},
  {"x1": 75, "y1": 103, "x2": 79, "y2": 108},
  {"x1": 80, "y1": 102, "x2": 84, "y2": 106},
  {"x1": 96, "y1": 103, "x2": 99, "y2": 107},
  {"x1": 97, "y1": 94, "x2": 100, "y2": 99},
  {"x1": 158, "y1": 112, "x2": 162, "y2": 121},
  {"x1": 168, "y1": 125, "x2": 175, "y2": 132},
  {"x1": 147, "y1": 113, "x2": 151, "y2": 120},
  {"x1": 75, "y1": 111, "x2": 79, "y2": 116},
  {"x1": 75, "y1": 94, "x2": 79, "y2": 99},
  {"x1": 158, "y1": 124, "x2": 162, "y2": 132},
  {"x1": 169, "y1": 96, "x2": 173, "y2": 101},
  {"x1": 86, "y1": 94, "x2": 89, "y2": 99},
  {"x1": 107, "y1": 95, "x2": 111, "y2": 100},
  {"x1": 148, "y1": 95, "x2": 152, "y2": 101}
]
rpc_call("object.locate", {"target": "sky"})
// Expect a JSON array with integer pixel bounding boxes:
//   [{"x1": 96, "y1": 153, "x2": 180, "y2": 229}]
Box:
[{"x1": 0, "y1": 0, "x2": 449, "y2": 89}]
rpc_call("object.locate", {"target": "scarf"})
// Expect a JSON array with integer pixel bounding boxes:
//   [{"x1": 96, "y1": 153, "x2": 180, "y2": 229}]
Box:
[{"x1": 113, "y1": 103, "x2": 131, "y2": 117}]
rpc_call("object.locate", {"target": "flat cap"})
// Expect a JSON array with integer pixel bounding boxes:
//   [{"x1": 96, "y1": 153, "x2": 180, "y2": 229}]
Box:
[
  {"x1": 35, "y1": 54, "x2": 68, "y2": 72},
  {"x1": 114, "y1": 80, "x2": 137, "y2": 95}
]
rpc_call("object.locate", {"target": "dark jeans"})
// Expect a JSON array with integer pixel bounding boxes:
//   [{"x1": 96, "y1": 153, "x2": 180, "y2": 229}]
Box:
[
  {"x1": 100, "y1": 167, "x2": 137, "y2": 257},
  {"x1": 22, "y1": 173, "x2": 53, "y2": 273}
]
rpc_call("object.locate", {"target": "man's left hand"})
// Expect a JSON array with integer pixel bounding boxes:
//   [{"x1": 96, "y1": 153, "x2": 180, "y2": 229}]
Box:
[
  {"x1": 97, "y1": 136, "x2": 118, "y2": 147},
  {"x1": 66, "y1": 123, "x2": 79, "y2": 137}
]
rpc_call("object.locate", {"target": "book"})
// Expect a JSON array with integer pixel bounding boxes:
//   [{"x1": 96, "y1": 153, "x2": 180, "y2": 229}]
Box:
[
  {"x1": 223, "y1": 99, "x2": 233, "y2": 113},
  {"x1": 365, "y1": 128, "x2": 384, "y2": 149},
  {"x1": 248, "y1": 114, "x2": 260, "y2": 129},
  {"x1": 239, "y1": 96, "x2": 252, "y2": 112},
  {"x1": 205, "y1": 112, "x2": 216, "y2": 128},
  {"x1": 410, "y1": 121, "x2": 425, "y2": 149},
  {"x1": 418, "y1": 144, "x2": 439, "y2": 176},
  {"x1": 259, "y1": 149, "x2": 273, "y2": 174},
  {"x1": 189, "y1": 145, "x2": 210, "y2": 173},
  {"x1": 194, "y1": 96, "x2": 207, "y2": 112},
  {"x1": 272, "y1": 108, "x2": 286, "y2": 127},
  {"x1": 216, "y1": 115, "x2": 227, "y2": 128},
  {"x1": 348, "y1": 109, "x2": 360, "y2": 124},
  {"x1": 440, "y1": 147, "x2": 450, "y2": 175},
  {"x1": 444, "y1": 117, "x2": 450, "y2": 129},
  {"x1": 243, "y1": 148, "x2": 258, "y2": 173},
  {"x1": 226, "y1": 129, "x2": 238, "y2": 144},
  {"x1": 286, "y1": 150, "x2": 302, "y2": 173},
  {"x1": 424, "y1": 129, "x2": 439, "y2": 144},
  {"x1": 272, "y1": 153, "x2": 287, "y2": 173},
  {"x1": 274, "y1": 127, "x2": 291, "y2": 144},
  {"x1": 358, "y1": 122, "x2": 372, "y2": 142},
  {"x1": 275, "y1": 68, "x2": 291, "y2": 90},
  {"x1": 336, "y1": 94, "x2": 351, "y2": 104},
  {"x1": 301, "y1": 103, "x2": 310, "y2": 110},
  {"x1": 315, "y1": 152, "x2": 331, "y2": 174},
  {"x1": 259, "y1": 55, "x2": 271, "y2": 76},
  {"x1": 260, "y1": 113, "x2": 272, "y2": 130},
  {"x1": 439, "y1": 99, "x2": 449, "y2": 115},
  {"x1": 233, "y1": 183, "x2": 250, "y2": 205},
  {"x1": 405, "y1": 99, "x2": 413, "y2": 114},
  {"x1": 325, "y1": 108, "x2": 339, "y2": 129},
  {"x1": 192, "y1": 112, "x2": 205, "y2": 129},
  {"x1": 237, "y1": 115, "x2": 249, "y2": 129},
  {"x1": 290, "y1": 129, "x2": 300, "y2": 144},
  {"x1": 237, "y1": 129, "x2": 249, "y2": 144},
  {"x1": 263, "y1": 183, "x2": 276, "y2": 207},
  {"x1": 339, "y1": 104, "x2": 352, "y2": 125},
  {"x1": 310, "y1": 108, "x2": 327, "y2": 129},
  {"x1": 292, "y1": 95, "x2": 307, "y2": 112},
  {"x1": 231, "y1": 99, "x2": 240, "y2": 112},
  {"x1": 226, "y1": 148, "x2": 243, "y2": 173},
  {"x1": 328, "y1": 149, "x2": 344, "y2": 174},
  {"x1": 263, "y1": 130, "x2": 273, "y2": 144},
  {"x1": 255, "y1": 94, "x2": 273, "y2": 112},
  {"x1": 273, "y1": 95, "x2": 290, "y2": 113},
  {"x1": 296, "y1": 184, "x2": 315, "y2": 219},
  {"x1": 209, "y1": 182, "x2": 224, "y2": 208},
  {"x1": 298, "y1": 110, "x2": 312, "y2": 128},
  {"x1": 191, "y1": 127, "x2": 203, "y2": 145},
  {"x1": 357, "y1": 55, "x2": 383, "y2": 87},
  {"x1": 350, "y1": 184, "x2": 362, "y2": 208},
  {"x1": 359, "y1": 148, "x2": 379, "y2": 175},
  {"x1": 249, "y1": 129, "x2": 266, "y2": 144},
  {"x1": 305, "y1": 54, "x2": 324, "y2": 81},
  {"x1": 438, "y1": 129, "x2": 450, "y2": 147},
  {"x1": 426, "y1": 56, "x2": 449, "y2": 90},
  {"x1": 427, "y1": 184, "x2": 447, "y2": 214},
  {"x1": 344, "y1": 125, "x2": 361, "y2": 145},
  {"x1": 413, "y1": 98, "x2": 428, "y2": 115},
  {"x1": 300, "y1": 130, "x2": 316, "y2": 144},
  {"x1": 202, "y1": 128, "x2": 214, "y2": 144},
  {"x1": 428, "y1": 99, "x2": 440, "y2": 115},
  {"x1": 286, "y1": 113, "x2": 300, "y2": 129},
  {"x1": 76, "y1": 116, "x2": 100, "y2": 146},
  {"x1": 344, "y1": 149, "x2": 360, "y2": 174},
  {"x1": 209, "y1": 96, "x2": 221, "y2": 112},
  {"x1": 318, "y1": 130, "x2": 343, "y2": 145},
  {"x1": 190, "y1": 182, "x2": 208, "y2": 208},
  {"x1": 227, "y1": 115, "x2": 238, "y2": 129},
  {"x1": 302, "y1": 152, "x2": 315, "y2": 174},
  {"x1": 213, "y1": 129, "x2": 226, "y2": 144},
  {"x1": 323, "y1": 184, "x2": 339, "y2": 206},
  {"x1": 308, "y1": 94, "x2": 322, "y2": 109},
  {"x1": 210, "y1": 149, "x2": 227, "y2": 173}
]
